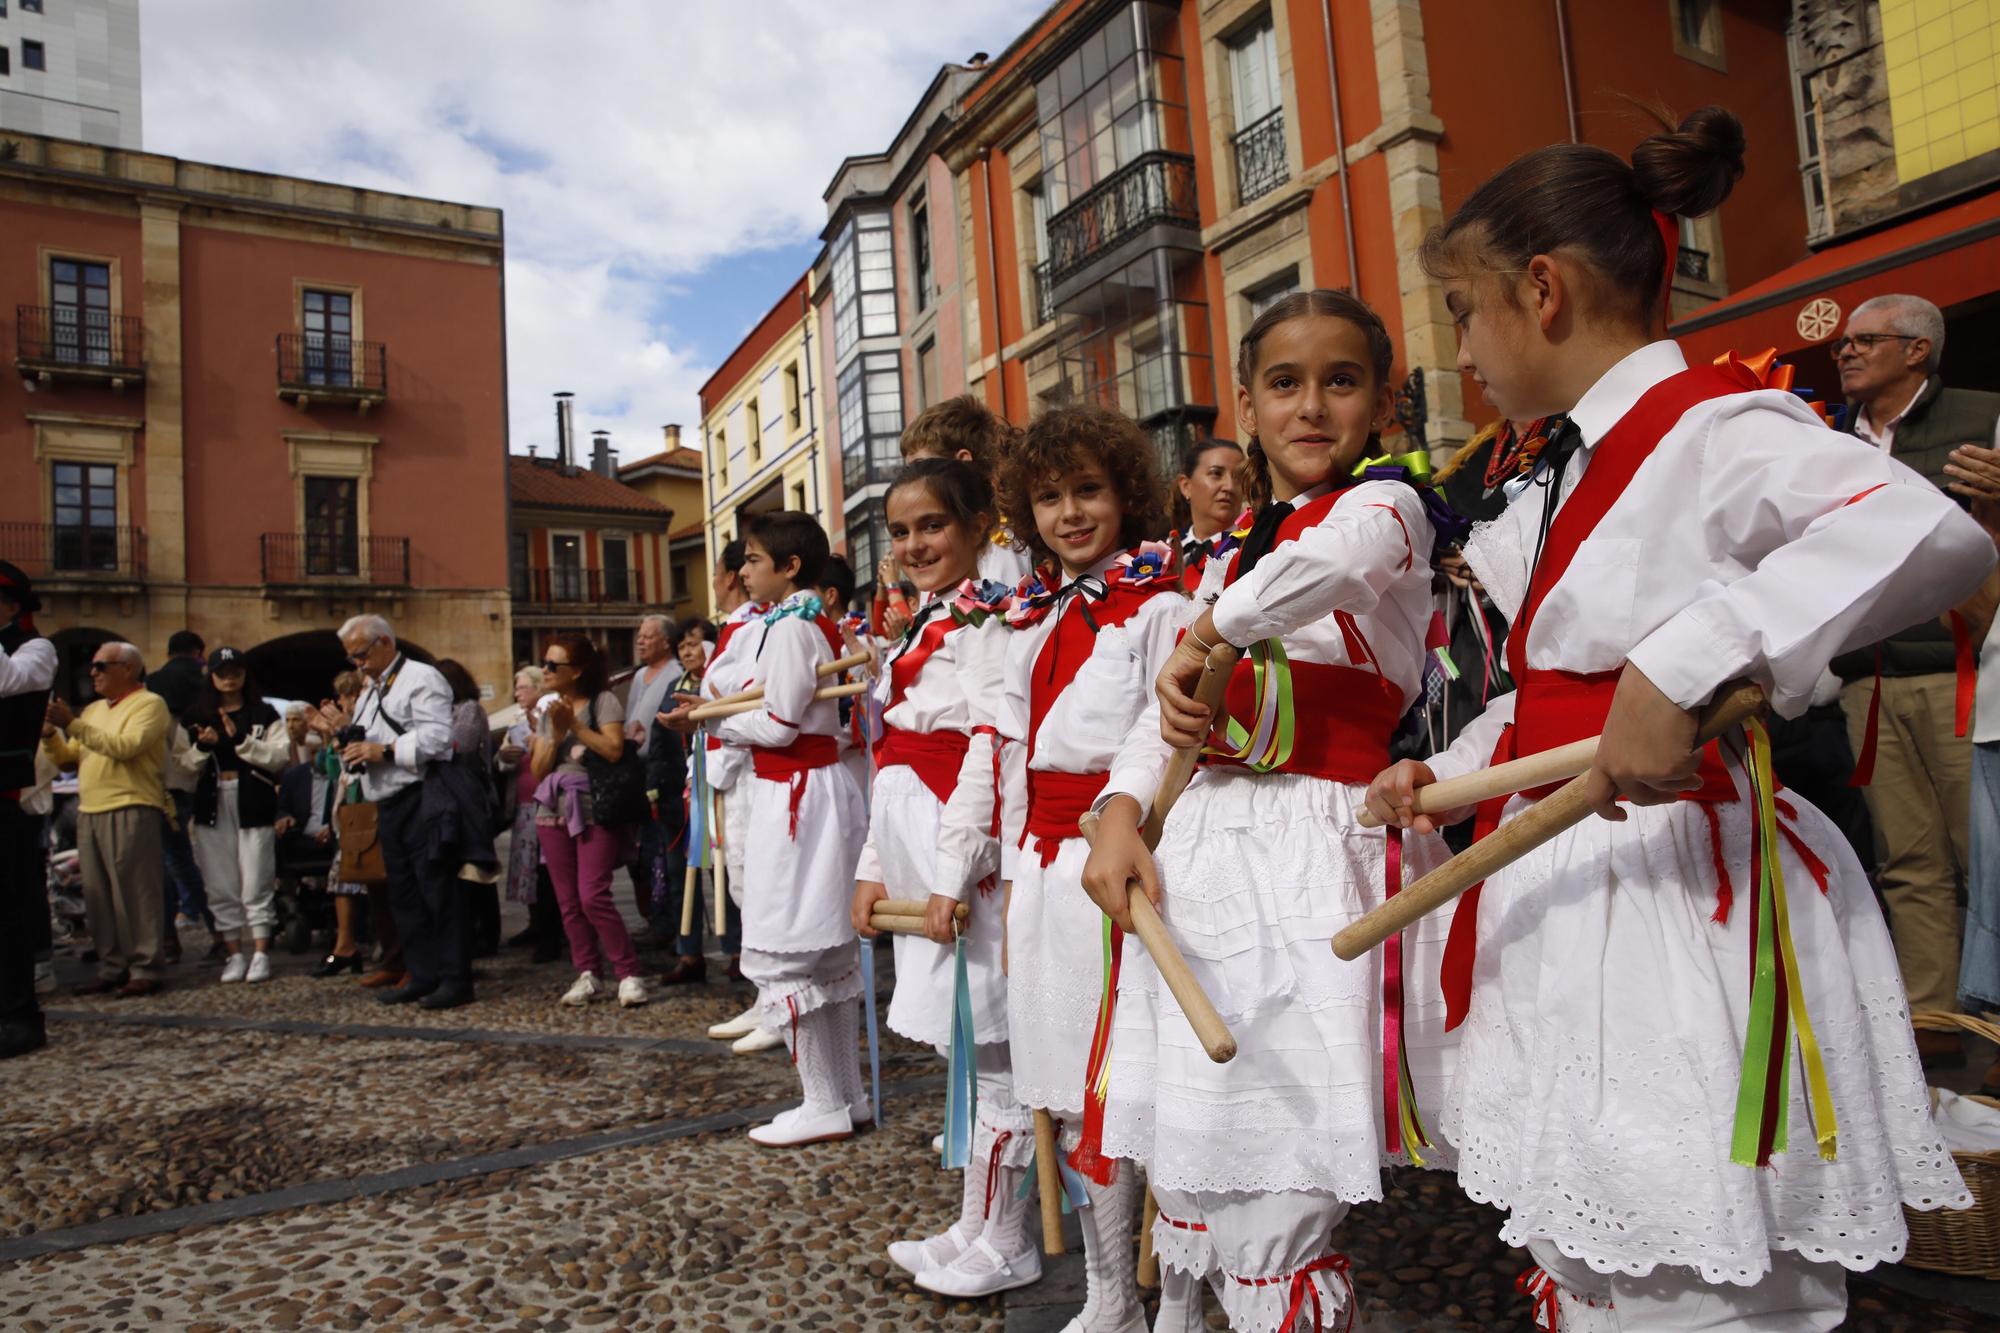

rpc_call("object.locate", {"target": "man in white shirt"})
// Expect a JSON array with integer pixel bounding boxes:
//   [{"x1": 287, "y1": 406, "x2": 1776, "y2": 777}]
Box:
[
  {"x1": 0, "y1": 563, "x2": 56, "y2": 1059},
  {"x1": 337, "y1": 614, "x2": 465, "y2": 1010}
]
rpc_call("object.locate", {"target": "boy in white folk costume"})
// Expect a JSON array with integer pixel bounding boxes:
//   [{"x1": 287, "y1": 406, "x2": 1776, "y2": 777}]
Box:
[{"x1": 1367, "y1": 108, "x2": 1987, "y2": 1330}]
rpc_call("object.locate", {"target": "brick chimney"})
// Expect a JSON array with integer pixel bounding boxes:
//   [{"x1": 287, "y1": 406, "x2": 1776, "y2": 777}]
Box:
[{"x1": 663, "y1": 423, "x2": 682, "y2": 452}]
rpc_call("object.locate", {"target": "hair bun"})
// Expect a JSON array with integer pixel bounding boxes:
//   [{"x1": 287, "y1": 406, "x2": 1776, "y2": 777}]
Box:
[{"x1": 1631, "y1": 105, "x2": 1745, "y2": 218}]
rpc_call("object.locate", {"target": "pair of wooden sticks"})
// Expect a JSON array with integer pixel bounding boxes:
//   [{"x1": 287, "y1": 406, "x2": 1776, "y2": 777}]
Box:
[
  {"x1": 681, "y1": 651, "x2": 872, "y2": 722},
  {"x1": 864, "y1": 898, "x2": 969, "y2": 937}
]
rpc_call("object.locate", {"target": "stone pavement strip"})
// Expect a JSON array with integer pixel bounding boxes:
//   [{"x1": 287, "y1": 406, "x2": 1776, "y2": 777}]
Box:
[{"x1": 2, "y1": 953, "x2": 1992, "y2": 1331}]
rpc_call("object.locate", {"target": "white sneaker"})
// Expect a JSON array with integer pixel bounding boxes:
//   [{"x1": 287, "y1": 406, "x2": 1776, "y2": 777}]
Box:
[
  {"x1": 731, "y1": 1025, "x2": 783, "y2": 1054},
  {"x1": 747, "y1": 1103, "x2": 853, "y2": 1147},
  {"x1": 708, "y1": 1005, "x2": 761, "y2": 1039},
  {"x1": 244, "y1": 952, "x2": 272, "y2": 983},
  {"x1": 850, "y1": 1097, "x2": 874, "y2": 1127},
  {"x1": 560, "y1": 972, "x2": 602, "y2": 1006},
  {"x1": 931, "y1": 1133, "x2": 945, "y2": 1154},
  {"x1": 888, "y1": 1220, "x2": 976, "y2": 1275},
  {"x1": 1058, "y1": 1310, "x2": 1149, "y2": 1333},
  {"x1": 219, "y1": 953, "x2": 249, "y2": 984},
  {"x1": 617, "y1": 976, "x2": 648, "y2": 1008},
  {"x1": 915, "y1": 1235, "x2": 1044, "y2": 1298},
  {"x1": 33, "y1": 961, "x2": 55, "y2": 995}
]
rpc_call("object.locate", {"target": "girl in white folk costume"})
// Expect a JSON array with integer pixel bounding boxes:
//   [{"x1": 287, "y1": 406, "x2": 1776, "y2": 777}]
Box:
[
  {"x1": 898, "y1": 394, "x2": 1034, "y2": 589},
  {"x1": 994, "y1": 406, "x2": 1186, "y2": 1331},
  {"x1": 1365, "y1": 108, "x2": 1986, "y2": 1331},
  {"x1": 678, "y1": 512, "x2": 868, "y2": 1145},
  {"x1": 848, "y1": 459, "x2": 1035, "y2": 1294},
  {"x1": 1083, "y1": 290, "x2": 1458, "y2": 1333}
]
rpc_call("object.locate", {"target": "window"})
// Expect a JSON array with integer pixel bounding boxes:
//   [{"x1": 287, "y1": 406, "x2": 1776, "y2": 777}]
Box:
[
  {"x1": 551, "y1": 534, "x2": 584, "y2": 601},
  {"x1": 510, "y1": 532, "x2": 530, "y2": 599},
  {"x1": 302, "y1": 476, "x2": 360, "y2": 576},
  {"x1": 670, "y1": 559, "x2": 691, "y2": 601},
  {"x1": 49, "y1": 258, "x2": 111, "y2": 366},
  {"x1": 301, "y1": 289, "x2": 355, "y2": 387},
  {"x1": 602, "y1": 535, "x2": 632, "y2": 601},
  {"x1": 1669, "y1": 0, "x2": 1724, "y2": 69},
  {"x1": 830, "y1": 212, "x2": 897, "y2": 357},
  {"x1": 21, "y1": 38, "x2": 42, "y2": 71},
  {"x1": 792, "y1": 482, "x2": 807, "y2": 511},
  {"x1": 784, "y1": 361, "x2": 802, "y2": 428},
  {"x1": 917, "y1": 338, "x2": 940, "y2": 411},
  {"x1": 837, "y1": 351, "x2": 905, "y2": 492},
  {"x1": 911, "y1": 198, "x2": 933, "y2": 314},
  {"x1": 0, "y1": 49, "x2": 9, "y2": 78},
  {"x1": 52, "y1": 461, "x2": 117, "y2": 572},
  {"x1": 1246, "y1": 267, "x2": 1299, "y2": 320},
  {"x1": 1033, "y1": 2, "x2": 1189, "y2": 215},
  {"x1": 746, "y1": 401, "x2": 761, "y2": 464},
  {"x1": 1228, "y1": 17, "x2": 1279, "y2": 130},
  {"x1": 21, "y1": 0, "x2": 41, "y2": 12}
]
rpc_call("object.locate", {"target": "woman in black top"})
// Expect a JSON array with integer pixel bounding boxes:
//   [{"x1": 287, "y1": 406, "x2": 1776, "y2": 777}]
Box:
[{"x1": 179, "y1": 647, "x2": 288, "y2": 984}]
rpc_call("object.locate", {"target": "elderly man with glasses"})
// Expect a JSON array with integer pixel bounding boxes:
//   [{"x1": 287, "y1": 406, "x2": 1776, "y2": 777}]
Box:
[
  {"x1": 1828, "y1": 294, "x2": 2000, "y2": 1067},
  {"x1": 42, "y1": 641, "x2": 174, "y2": 998},
  {"x1": 336, "y1": 614, "x2": 467, "y2": 1009}
]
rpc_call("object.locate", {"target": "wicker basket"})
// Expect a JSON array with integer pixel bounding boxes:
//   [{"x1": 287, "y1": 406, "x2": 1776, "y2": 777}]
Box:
[{"x1": 1902, "y1": 1010, "x2": 2000, "y2": 1279}]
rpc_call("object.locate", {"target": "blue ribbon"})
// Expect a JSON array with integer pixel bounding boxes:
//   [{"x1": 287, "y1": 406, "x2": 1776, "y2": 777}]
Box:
[
  {"x1": 941, "y1": 936, "x2": 977, "y2": 1169},
  {"x1": 1016, "y1": 1142, "x2": 1093, "y2": 1213},
  {"x1": 685, "y1": 742, "x2": 711, "y2": 869},
  {"x1": 859, "y1": 937, "x2": 884, "y2": 1130}
]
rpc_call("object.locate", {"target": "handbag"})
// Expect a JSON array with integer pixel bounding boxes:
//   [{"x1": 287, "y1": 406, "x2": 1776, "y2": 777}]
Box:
[
  {"x1": 334, "y1": 795, "x2": 389, "y2": 885},
  {"x1": 580, "y1": 696, "x2": 650, "y2": 827}
]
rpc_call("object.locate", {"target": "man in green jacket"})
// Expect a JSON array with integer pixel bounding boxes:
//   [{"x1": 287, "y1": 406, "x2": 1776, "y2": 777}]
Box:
[{"x1": 1834, "y1": 293, "x2": 2000, "y2": 1064}]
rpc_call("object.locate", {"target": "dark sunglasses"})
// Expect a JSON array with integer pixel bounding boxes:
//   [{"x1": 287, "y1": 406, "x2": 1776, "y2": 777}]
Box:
[
  {"x1": 542, "y1": 659, "x2": 571, "y2": 672},
  {"x1": 87, "y1": 661, "x2": 113, "y2": 673}
]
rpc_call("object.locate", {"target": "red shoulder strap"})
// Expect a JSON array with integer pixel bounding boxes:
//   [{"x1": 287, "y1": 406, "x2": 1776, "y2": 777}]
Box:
[
  {"x1": 1024, "y1": 582, "x2": 1168, "y2": 762},
  {"x1": 1506, "y1": 364, "x2": 1745, "y2": 680}
]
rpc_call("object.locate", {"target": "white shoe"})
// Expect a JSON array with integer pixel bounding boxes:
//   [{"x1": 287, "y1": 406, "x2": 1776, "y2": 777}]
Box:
[
  {"x1": 219, "y1": 953, "x2": 248, "y2": 984},
  {"x1": 244, "y1": 952, "x2": 272, "y2": 983},
  {"x1": 617, "y1": 976, "x2": 648, "y2": 1008},
  {"x1": 931, "y1": 1133, "x2": 944, "y2": 1154},
  {"x1": 747, "y1": 1104, "x2": 852, "y2": 1147},
  {"x1": 850, "y1": 1097, "x2": 874, "y2": 1126},
  {"x1": 1061, "y1": 1311, "x2": 1149, "y2": 1333},
  {"x1": 731, "y1": 1025, "x2": 783, "y2": 1053},
  {"x1": 708, "y1": 1005, "x2": 761, "y2": 1039},
  {"x1": 888, "y1": 1220, "x2": 976, "y2": 1276},
  {"x1": 560, "y1": 972, "x2": 602, "y2": 1006},
  {"x1": 33, "y1": 961, "x2": 55, "y2": 995},
  {"x1": 915, "y1": 1235, "x2": 1044, "y2": 1298}
]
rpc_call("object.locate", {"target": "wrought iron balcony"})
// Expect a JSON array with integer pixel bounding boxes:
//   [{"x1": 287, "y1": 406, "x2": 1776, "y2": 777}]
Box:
[
  {"x1": 1045, "y1": 151, "x2": 1200, "y2": 288},
  {"x1": 1232, "y1": 110, "x2": 1288, "y2": 206},
  {"x1": 513, "y1": 565, "x2": 638, "y2": 606},
  {"x1": 1032, "y1": 259, "x2": 1056, "y2": 328},
  {"x1": 15, "y1": 306, "x2": 146, "y2": 388},
  {"x1": 0, "y1": 521, "x2": 146, "y2": 582},
  {"x1": 276, "y1": 333, "x2": 388, "y2": 411},
  {"x1": 1676, "y1": 246, "x2": 1712, "y2": 283},
  {"x1": 260, "y1": 533, "x2": 410, "y2": 587}
]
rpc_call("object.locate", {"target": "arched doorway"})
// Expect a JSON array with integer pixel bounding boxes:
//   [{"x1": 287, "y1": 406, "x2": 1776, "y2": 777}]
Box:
[
  {"x1": 244, "y1": 630, "x2": 435, "y2": 707},
  {"x1": 47, "y1": 626, "x2": 119, "y2": 705}
]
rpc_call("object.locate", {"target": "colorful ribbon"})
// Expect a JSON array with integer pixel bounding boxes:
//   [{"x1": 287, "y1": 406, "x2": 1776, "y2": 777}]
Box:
[
  {"x1": 859, "y1": 937, "x2": 883, "y2": 1131},
  {"x1": 1379, "y1": 827, "x2": 1434, "y2": 1167},
  {"x1": 941, "y1": 935, "x2": 978, "y2": 1169},
  {"x1": 1067, "y1": 916, "x2": 1126, "y2": 1185},
  {"x1": 1208, "y1": 638, "x2": 1297, "y2": 773}
]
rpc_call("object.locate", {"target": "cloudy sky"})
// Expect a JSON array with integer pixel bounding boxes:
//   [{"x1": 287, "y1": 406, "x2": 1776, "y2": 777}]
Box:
[{"x1": 142, "y1": 0, "x2": 1046, "y2": 460}]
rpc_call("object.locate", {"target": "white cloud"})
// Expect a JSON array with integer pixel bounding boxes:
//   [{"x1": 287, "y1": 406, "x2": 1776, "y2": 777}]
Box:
[{"x1": 141, "y1": 0, "x2": 1046, "y2": 457}]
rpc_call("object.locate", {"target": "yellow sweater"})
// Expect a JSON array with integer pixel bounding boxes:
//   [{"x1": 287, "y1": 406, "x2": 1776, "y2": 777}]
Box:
[{"x1": 42, "y1": 689, "x2": 172, "y2": 815}]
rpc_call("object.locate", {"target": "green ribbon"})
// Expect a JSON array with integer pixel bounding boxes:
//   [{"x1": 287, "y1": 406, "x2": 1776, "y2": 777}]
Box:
[{"x1": 1352, "y1": 449, "x2": 1434, "y2": 480}]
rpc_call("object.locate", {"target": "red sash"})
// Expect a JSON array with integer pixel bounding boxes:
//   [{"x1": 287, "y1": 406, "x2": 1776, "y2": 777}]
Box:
[
  {"x1": 751, "y1": 733, "x2": 840, "y2": 839},
  {"x1": 1023, "y1": 770, "x2": 1111, "y2": 866},
  {"x1": 875, "y1": 725, "x2": 971, "y2": 806},
  {"x1": 1209, "y1": 659, "x2": 1403, "y2": 784},
  {"x1": 1440, "y1": 362, "x2": 1750, "y2": 1029}
]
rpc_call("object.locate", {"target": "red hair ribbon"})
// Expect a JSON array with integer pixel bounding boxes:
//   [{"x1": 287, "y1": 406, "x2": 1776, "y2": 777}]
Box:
[{"x1": 1652, "y1": 208, "x2": 1679, "y2": 320}]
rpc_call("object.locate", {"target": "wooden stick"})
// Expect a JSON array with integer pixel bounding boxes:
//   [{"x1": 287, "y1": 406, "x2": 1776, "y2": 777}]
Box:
[
  {"x1": 686, "y1": 680, "x2": 868, "y2": 721},
  {"x1": 678, "y1": 862, "x2": 697, "y2": 939},
  {"x1": 1354, "y1": 737, "x2": 1598, "y2": 828},
  {"x1": 1076, "y1": 643, "x2": 1242, "y2": 1065},
  {"x1": 877, "y1": 899, "x2": 969, "y2": 920},
  {"x1": 1332, "y1": 680, "x2": 1769, "y2": 961},
  {"x1": 1136, "y1": 1185, "x2": 1160, "y2": 1287},
  {"x1": 1034, "y1": 1109, "x2": 1065, "y2": 1257},
  {"x1": 866, "y1": 901, "x2": 973, "y2": 937},
  {"x1": 694, "y1": 651, "x2": 873, "y2": 711}
]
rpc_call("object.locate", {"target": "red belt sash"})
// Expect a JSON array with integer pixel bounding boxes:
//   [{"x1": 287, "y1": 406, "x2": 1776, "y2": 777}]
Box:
[
  {"x1": 1208, "y1": 659, "x2": 1402, "y2": 785},
  {"x1": 1022, "y1": 769, "x2": 1109, "y2": 866},
  {"x1": 875, "y1": 725, "x2": 971, "y2": 806},
  {"x1": 751, "y1": 733, "x2": 841, "y2": 838}
]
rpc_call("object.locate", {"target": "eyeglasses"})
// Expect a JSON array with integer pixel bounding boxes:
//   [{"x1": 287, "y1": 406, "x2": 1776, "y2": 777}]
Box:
[
  {"x1": 1831, "y1": 333, "x2": 1919, "y2": 357},
  {"x1": 86, "y1": 661, "x2": 112, "y2": 674},
  {"x1": 344, "y1": 636, "x2": 381, "y2": 664},
  {"x1": 542, "y1": 659, "x2": 570, "y2": 672}
]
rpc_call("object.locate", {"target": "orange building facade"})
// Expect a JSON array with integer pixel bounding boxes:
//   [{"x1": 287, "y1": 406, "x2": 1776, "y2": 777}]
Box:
[{"x1": 0, "y1": 130, "x2": 511, "y2": 702}]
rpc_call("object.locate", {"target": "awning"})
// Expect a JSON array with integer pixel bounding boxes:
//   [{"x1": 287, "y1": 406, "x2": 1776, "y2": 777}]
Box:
[{"x1": 1670, "y1": 190, "x2": 2000, "y2": 379}]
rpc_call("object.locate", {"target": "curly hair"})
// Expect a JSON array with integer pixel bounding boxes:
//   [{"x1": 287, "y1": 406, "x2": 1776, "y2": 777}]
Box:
[
  {"x1": 998, "y1": 405, "x2": 1166, "y2": 565},
  {"x1": 900, "y1": 395, "x2": 1016, "y2": 480}
]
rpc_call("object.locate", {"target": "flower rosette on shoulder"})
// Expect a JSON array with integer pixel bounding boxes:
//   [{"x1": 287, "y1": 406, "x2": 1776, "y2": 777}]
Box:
[
  {"x1": 1205, "y1": 509, "x2": 1255, "y2": 566},
  {"x1": 761, "y1": 590, "x2": 825, "y2": 626},
  {"x1": 1109, "y1": 539, "x2": 1176, "y2": 590},
  {"x1": 1003, "y1": 567, "x2": 1060, "y2": 629},
  {"x1": 948, "y1": 578, "x2": 1014, "y2": 629},
  {"x1": 1352, "y1": 448, "x2": 1472, "y2": 548}
]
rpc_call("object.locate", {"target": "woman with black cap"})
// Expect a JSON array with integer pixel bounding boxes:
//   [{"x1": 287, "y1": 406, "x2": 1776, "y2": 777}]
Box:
[{"x1": 179, "y1": 647, "x2": 289, "y2": 983}]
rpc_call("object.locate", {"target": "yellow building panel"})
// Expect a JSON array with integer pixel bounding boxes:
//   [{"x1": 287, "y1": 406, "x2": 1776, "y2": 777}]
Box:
[
  {"x1": 1966, "y1": 117, "x2": 2000, "y2": 160},
  {"x1": 1888, "y1": 2, "x2": 2000, "y2": 181}
]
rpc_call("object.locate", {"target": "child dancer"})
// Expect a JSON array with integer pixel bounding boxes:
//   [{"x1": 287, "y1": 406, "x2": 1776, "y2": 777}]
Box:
[
  {"x1": 901, "y1": 394, "x2": 1032, "y2": 586},
  {"x1": 1083, "y1": 290, "x2": 1457, "y2": 1333},
  {"x1": 1365, "y1": 108, "x2": 1984, "y2": 1329},
  {"x1": 691, "y1": 513, "x2": 868, "y2": 1144},
  {"x1": 994, "y1": 405, "x2": 1185, "y2": 1329},
  {"x1": 849, "y1": 458, "x2": 1034, "y2": 1290}
]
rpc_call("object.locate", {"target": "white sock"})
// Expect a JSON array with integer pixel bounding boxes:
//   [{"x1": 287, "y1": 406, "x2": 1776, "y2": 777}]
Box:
[
  {"x1": 791, "y1": 1004, "x2": 847, "y2": 1116},
  {"x1": 1153, "y1": 1267, "x2": 1205, "y2": 1333},
  {"x1": 832, "y1": 999, "x2": 865, "y2": 1109},
  {"x1": 1077, "y1": 1163, "x2": 1141, "y2": 1329},
  {"x1": 980, "y1": 1150, "x2": 1031, "y2": 1259}
]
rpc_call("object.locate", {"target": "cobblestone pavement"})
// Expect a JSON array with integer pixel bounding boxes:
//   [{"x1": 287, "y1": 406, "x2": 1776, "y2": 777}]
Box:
[{"x1": 3, "y1": 915, "x2": 1994, "y2": 1332}]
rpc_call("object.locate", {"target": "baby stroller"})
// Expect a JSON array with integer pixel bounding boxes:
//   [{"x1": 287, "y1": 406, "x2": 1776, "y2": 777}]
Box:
[{"x1": 272, "y1": 829, "x2": 340, "y2": 955}]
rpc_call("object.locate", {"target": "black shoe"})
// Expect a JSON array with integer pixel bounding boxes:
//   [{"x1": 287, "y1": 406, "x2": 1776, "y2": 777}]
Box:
[
  {"x1": 0, "y1": 1019, "x2": 48, "y2": 1059},
  {"x1": 377, "y1": 981, "x2": 438, "y2": 1006},
  {"x1": 505, "y1": 925, "x2": 539, "y2": 949},
  {"x1": 657, "y1": 957, "x2": 707, "y2": 986},
  {"x1": 313, "y1": 951, "x2": 364, "y2": 978},
  {"x1": 418, "y1": 983, "x2": 475, "y2": 1011},
  {"x1": 531, "y1": 937, "x2": 561, "y2": 965}
]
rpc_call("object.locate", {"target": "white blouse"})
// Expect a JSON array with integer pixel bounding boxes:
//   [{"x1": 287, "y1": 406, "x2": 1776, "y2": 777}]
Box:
[
  {"x1": 711, "y1": 615, "x2": 844, "y2": 750},
  {"x1": 1431, "y1": 339, "x2": 1996, "y2": 781}
]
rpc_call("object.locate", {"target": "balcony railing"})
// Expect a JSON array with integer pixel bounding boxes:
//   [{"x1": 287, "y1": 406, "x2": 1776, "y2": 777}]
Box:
[
  {"x1": 0, "y1": 521, "x2": 146, "y2": 581},
  {"x1": 1045, "y1": 150, "x2": 1200, "y2": 287},
  {"x1": 15, "y1": 306, "x2": 146, "y2": 385},
  {"x1": 1676, "y1": 246, "x2": 1712, "y2": 283},
  {"x1": 276, "y1": 333, "x2": 388, "y2": 408},
  {"x1": 260, "y1": 532, "x2": 410, "y2": 587},
  {"x1": 1031, "y1": 259, "x2": 1056, "y2": 327},
  {"x1": 513, "y1": 565, "x2": 638, "y2": 606},
  {"x1": 1233, "y1": 110, "x2": 1289, "y2": 206}
]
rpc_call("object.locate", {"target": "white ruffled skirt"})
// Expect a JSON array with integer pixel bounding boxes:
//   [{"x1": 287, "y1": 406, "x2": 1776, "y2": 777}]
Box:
[
  {"x1": 1102, "y1": 767, "x2": 1458, "y2": 1199},
  {"x1": 1446, "y1": 784, "x2": 1970, "y2": 1285},
  {"x1": 1006, "y1": 833, "x2": 1116, "y2": 1116}
]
